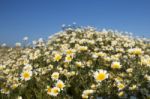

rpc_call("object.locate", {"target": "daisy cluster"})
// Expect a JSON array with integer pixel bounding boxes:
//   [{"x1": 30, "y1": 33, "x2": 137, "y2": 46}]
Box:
[{"x1": 0, "y1": 27, "x2": 150, "y2": 99}]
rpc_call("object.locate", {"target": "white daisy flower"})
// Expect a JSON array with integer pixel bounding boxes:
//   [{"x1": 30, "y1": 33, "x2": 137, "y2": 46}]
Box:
[
  {"x1": 94, "y1": 69, "x2": 109, "y2": 82},
  {"x1": 51, "y1": 72, "x2": 59, "y2": 80},
  {"x1": 21, "y1": 70, "x2": 32, "y2": 81}
]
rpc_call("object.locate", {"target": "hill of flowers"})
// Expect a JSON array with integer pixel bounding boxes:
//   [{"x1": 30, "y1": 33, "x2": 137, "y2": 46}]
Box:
[{"x1": 0, "y1": 27, "x2": 150, "y2": 99}]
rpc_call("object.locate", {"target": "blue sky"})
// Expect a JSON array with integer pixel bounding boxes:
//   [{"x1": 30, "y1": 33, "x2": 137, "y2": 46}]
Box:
[{"x1": 0, "y1": 0, "x2": 150, "y2": 45}]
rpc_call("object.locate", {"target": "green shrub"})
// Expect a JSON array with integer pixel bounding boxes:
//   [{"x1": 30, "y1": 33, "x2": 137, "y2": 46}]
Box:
[{"x1": 0, "y1": 27, "x2": 150, "y2": 99}]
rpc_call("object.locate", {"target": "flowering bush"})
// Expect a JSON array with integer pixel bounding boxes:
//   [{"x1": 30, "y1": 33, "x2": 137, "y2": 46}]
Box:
[{"x1": 0, "y1": 27, "x2": 150, "y2": 99}]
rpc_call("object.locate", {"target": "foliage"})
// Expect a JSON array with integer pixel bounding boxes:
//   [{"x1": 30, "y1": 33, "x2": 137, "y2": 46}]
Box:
[{"x1": 0, "y1": 27, "x2": 150, "y2": 99}]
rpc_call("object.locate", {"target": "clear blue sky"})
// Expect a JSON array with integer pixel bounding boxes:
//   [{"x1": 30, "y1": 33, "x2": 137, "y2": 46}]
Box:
[{"x1": 0, "y1": 0, "x2": 150, "y2": 45}]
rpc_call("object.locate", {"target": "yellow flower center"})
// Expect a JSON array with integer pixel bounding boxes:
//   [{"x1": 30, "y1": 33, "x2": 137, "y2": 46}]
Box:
[
  {"x1": 23, "y1": 72, "x2": 30, "y2": 78},
  {"x1": 57, "y1": 83, "x2": 64, "y2": 89},
  {"x1": 53, "y1": 89, "x2": 59, "y2": 94},
  {"x1": 112, "y1": 63, "x2": 121, "y2": 69},
  {"x1": 76, "y1": 62, "x2": 82, "y2": 67},
  {"x1": 54, "y1": 54, "x2": 62, "y2": 61},
  {"x1": 113, "y1": 64, "x2": 119, "y2": 68},
  {"x1": 47, "y1": 88, "x2": 51, "y2": 93},
  {"x1": 118, "y1": 91, "x2": 124, "y2": 96},
  {"x1": 66, "y1": 56, "x2": 72, "y2": 61},
  {"x1": 134, "y1": 49, "x2": 142, "y2": 55},
  {"x1": 66, "y1": 50, "x2": 73, "y2": 54},
  {"x1": 96, "y1": 73, "x2": 106, "y2": 81},
  {"x1": 53, "y1": 75, "x2": 58, "y2": 79},
  {"x1": 118, "y1": 84, "x2": 125, "y2": 89}
]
